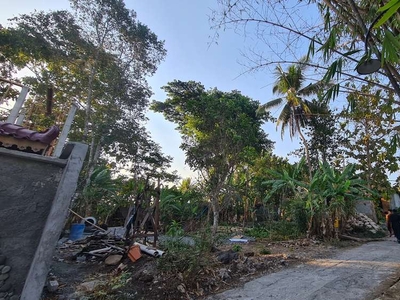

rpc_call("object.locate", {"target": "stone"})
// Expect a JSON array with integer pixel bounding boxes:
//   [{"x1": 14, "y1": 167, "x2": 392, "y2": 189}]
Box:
[
  {"x1": 1, "y1": 266, "x2": 10, "y2": 274},
  {"x1": 0, "y1": 257, "x2": 5, "y2": 266},
  {"x1": 138, "y1": 269, "x2": 154, "y2": 283},
  {"x1": 0, "y1": 274, "x2": 8, "y2": 282},
  {"x1": 177, "y1": 284, "x2": 186, "y2": 294},
  {"x1": 104, "y1": 255, "x2": 122, "y2": 266},
  {"x1": 78, "y1": 280, "x2": 103, "y2": 292},
  {"x1": 47, "y1": 280, "x2": 59, "y2": 292},
  {"x1": 219, "y1": 268, "x2": 231, "y2": 280},
  {"x1": 9, "y1": 296, "x2": 19, "y2": 300},
  {"x1": 76, "y1": 255, "x2": 86, "y2": 262},
  {"x1": 0, "y1": 282, "x2": 11, "y2": 292},
  {"x1": 0, "y1": 266, "x2": 3, "y2": 272},
  {"x1": 217, "y1": 250, "x2": 239, "y2": 264}
]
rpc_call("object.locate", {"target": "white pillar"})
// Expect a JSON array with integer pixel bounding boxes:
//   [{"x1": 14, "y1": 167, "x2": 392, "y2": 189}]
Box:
[
  {"x1": 16, "y1": 109, "x2": 26, "y2": 125},
  {"x1": 6, "y1": 86, "x2": 29, "y2": 123},
  {"x1": 53, "y1": 103, "x2": 78, "y2": 157}
]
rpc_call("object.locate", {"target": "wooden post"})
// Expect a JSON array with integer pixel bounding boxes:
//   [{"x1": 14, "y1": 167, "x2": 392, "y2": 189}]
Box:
[
  {"x1": 6, "y1": 86, "x2": 29, "y2": 124},
  {"x1": 53, "y1": 103, "x2": 78, "y2": 157}
]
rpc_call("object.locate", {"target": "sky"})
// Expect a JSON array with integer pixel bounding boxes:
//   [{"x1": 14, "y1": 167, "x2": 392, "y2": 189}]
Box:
[{"x1": 0, "y1": 0, "x2": 312, "y2": 179}]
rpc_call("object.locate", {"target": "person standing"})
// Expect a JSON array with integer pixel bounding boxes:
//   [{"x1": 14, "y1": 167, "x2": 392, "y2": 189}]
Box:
[{"x1": 388, "y1": 209, "x2": 400, "y2": 243}]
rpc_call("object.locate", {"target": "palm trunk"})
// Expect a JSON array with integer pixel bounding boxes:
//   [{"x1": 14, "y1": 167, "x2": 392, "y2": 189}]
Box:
[{"x1": 298, "y1": 127, "x2": 313, "y2": 180}]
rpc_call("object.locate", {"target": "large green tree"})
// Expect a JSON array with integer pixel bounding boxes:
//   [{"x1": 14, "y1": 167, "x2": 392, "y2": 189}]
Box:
[
  {"x1": 152, "y1": 80, "x2": 273, "y2": 235},
  {"x1": 0, "y1": 2, "x2": 169, "y2": 181}
]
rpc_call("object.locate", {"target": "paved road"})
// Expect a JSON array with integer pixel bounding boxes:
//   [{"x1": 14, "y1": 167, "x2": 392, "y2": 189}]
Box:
[{"x1": 209, "y1": 239, "x2": 400, "y2": 300}]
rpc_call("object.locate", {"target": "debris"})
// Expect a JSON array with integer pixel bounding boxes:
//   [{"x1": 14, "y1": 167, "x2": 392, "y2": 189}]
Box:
[
  {"x1": 135, "y1": 242, "x2": 164, "y2": 258},
  {"x1": 47, "y1": 280, "x2": 59, "y2": 292},
  {"x1": 105, "y1": 255, "x2": 123, "y2": 266},
  {"x1": 128, "y1": 245, "x2": 142, "y2": 262},
  {"x1": 88, "y1": 247, "x2": 112, "y2": 255},
  {"x1": 229, "y1": 238, "x2": 249, "y2": 243},
  {"x1": 138, "y1": 269, "x2": 154, "y2": 282},
  {"x1": 78, "y1": 280, "x2": 103, "y2": 292},
  {"x1": 218, "y1": 268, "x2": 231, "y2": 280},
  {"x1": 76, "y1": 255, "x2": 86, "y2": 263},
  {"x1": 177, "y1": 284, "x2": 186, "y2": 293},
  {"x1": 1, "y1": 266, "x2": 10, "y2": 274},
  {"x1": 217, "y1": 250, "x2": 239, "y2": 264}
]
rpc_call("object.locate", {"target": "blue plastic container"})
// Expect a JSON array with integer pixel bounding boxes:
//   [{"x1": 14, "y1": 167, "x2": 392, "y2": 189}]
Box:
[{"x1": 69, "y1": 223, "x2": 85, "y2": 241}]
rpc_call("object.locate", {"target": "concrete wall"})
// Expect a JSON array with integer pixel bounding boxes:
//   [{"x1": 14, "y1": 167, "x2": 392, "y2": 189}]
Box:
[
  {"x1": 355, "y1": 200, "x2": 377, "y2": 223},
  {"x1": 0, "y1": 154, "x2": 64, "y2": 295},
  {"x1": 0, "y1": 143, "x2": 87, "y2": 299}
]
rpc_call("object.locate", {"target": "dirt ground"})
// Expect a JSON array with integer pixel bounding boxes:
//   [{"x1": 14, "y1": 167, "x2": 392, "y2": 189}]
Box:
[{"x1": 41, "y1": 237, "x2": 359, "y2": 300}]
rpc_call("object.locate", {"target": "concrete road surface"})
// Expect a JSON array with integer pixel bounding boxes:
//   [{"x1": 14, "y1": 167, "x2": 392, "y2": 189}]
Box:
[{"x1": 208, "y1": 239, "x2": 400, "y2": 300}]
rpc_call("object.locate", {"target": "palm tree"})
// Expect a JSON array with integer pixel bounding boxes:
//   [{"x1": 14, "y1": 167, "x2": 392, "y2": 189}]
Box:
[{"x1": 258, "y1": 58, "x2": 325, "y2": 179}]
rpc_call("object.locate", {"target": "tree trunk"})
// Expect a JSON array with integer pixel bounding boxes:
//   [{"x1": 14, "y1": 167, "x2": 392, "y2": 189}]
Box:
[
  {"x1": 83, "y1": 51, "x2": 100, "y2": 141},
  {"x1": 298, "y1": 128, "x2": 313, "y2": 180},
  {"x1": 210, "y1": 194, "x2": 219, "y2": 238}
]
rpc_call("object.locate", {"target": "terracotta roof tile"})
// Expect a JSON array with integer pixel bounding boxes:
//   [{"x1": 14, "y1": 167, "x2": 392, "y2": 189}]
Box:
[{"x1": 0, "y1": 122, "x2": 59, "y2": 145}]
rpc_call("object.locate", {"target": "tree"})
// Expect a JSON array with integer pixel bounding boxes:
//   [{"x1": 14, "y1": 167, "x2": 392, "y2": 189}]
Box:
[
  {"x1": 298, "y1": 100, "x2": 346, "y2": 169},
  {"x1": 151, "y1": 80, "x2": 273, "y2": 236},
  {"x1": 257, "y1": 59, "x2": 326, "y2": 179},
  {"x1": 211, "y1": 1, "x2": 400, "y2": 104},
  {"x1": 0, "y1": 3, "x2": 169, "y2": 179},
  {"x1": 340, "y1": 82, "x2": 397, "y2": 192},
  {"x1": 265, "y1": 160, "x2": 373, "y2": 238}
]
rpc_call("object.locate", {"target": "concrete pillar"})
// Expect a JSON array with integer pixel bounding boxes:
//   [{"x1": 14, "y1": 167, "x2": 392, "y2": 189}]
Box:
[
  {"x1": 53, "y1": 103, "x2": 78, "y2": 158},
  {"x1": 6, "y1": 86, "x2": 29, "y2": 124},
  {"x1": 20, "y1": 142, "x2": 88, "y2": 300}
]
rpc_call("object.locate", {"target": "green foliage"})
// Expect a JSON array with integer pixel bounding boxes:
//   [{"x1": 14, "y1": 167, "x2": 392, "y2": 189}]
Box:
[
  {"x1": 158, "y1": 228, "x2": 215, "y2": 277},
  {"x1": 80, "y1": 165, "x2": 118, "y2": 217},
  {"x1": 264, "y1": 160, "x2": 374, "y2": 239},
  {"x1": 340, "y1": 83, "x2": 397, "y2": 191},
  {"x1": 160, "y1": 182, "x2": 206, "y2": 230},
  {"x1": 0, "y1": 1, "x2": 170, "y2": 180},
  {"x1": 267, "y1": 221, "x2": 302, "y2": 240},
  {"x1": 259, "y1": 247, "x2": 271, "y2": 255},
  {"x1": 245, "y1": 225, "x2": 270, "y2": 239},
  {"x1": 91, "y1": 271, "x2": 132, "y2": 299},
  {"x1": 152, "y1": 80, "x2": 273, "y2": 235},
  {"x1": 232, "y1": 244, "x2": 242, "y2": 252},
  {"x1": 166, "y1": 220, "x2": 185, "y2": 237},
  {"x1": 374, "y1": 0, "x2": 400, "y2": 28}
]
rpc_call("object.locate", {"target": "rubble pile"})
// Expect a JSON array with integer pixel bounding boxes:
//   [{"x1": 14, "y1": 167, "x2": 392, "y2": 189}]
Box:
[
  {"x1": 345, "y1": 213, "x2": 385, "y2": 236},
  {"x1": 0, "y1": 251, "x2": 18, "y2": 300}
]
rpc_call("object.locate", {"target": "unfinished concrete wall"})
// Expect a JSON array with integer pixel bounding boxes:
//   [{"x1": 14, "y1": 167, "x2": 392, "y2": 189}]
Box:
[
  {"x1": 0, "y1": 153, "x2": 64, "y2": 296},
  {"x1": 356, "y1": 200, "x2": 377, "y2": 223},
  {"x1": 0, "y1": 142, "x2": 87, "y2": 299}
]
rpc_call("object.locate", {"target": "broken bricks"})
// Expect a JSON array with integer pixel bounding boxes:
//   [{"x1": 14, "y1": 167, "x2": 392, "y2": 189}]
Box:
[{"x1": 128, "y1": 245, "x2": 141, "y2": 262}]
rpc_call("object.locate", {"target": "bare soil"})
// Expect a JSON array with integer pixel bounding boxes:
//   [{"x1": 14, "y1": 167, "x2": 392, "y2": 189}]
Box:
[{"x1": 41, "y1": 238, "x2": 360, "y2": 300}]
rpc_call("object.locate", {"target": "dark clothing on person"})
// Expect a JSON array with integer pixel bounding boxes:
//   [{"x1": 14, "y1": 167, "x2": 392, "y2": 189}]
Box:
[{"x1": 388, "y1": 212, "x2": 400, "y2": 243}]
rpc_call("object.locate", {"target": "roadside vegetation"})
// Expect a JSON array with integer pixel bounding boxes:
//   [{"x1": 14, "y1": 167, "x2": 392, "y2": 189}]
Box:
[{"x1": 1, "y1": 0, "x2": 399, "y2": 298}]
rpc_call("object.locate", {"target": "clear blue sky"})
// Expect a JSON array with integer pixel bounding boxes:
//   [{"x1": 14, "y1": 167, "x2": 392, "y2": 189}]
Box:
[{"x1": 0, "y1": 0, "x2": 307, "y2": 179}]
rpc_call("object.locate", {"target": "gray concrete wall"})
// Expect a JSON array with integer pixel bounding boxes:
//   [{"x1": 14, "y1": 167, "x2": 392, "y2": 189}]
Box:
[
  {"x1": 0, "y1": 143, "x2": 87, "y2": 299},
  {"x1": 355, "y1": 200, "x2": 377, "y2": 222}
]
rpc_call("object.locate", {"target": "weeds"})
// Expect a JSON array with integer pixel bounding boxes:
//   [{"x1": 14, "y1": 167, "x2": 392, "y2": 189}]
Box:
[
  {"x1": 259, "y1": 247, "x2": 271, "y2": 255},
  {"x1": 232, "y1": 244, "x2": 242, "y2": 252}
]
